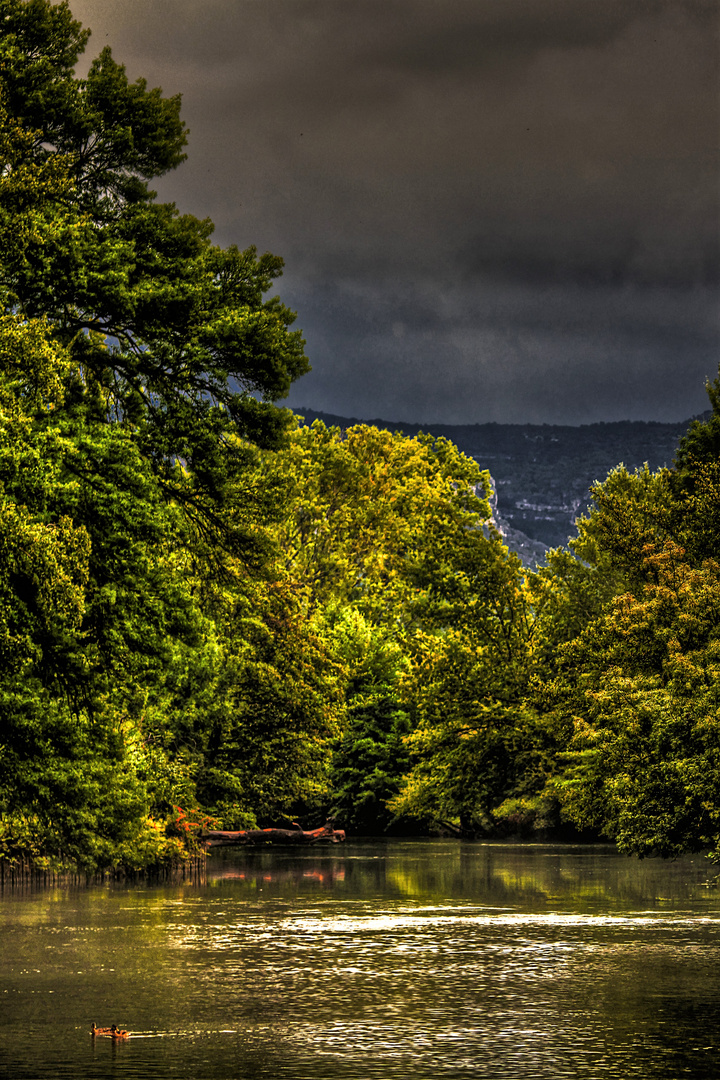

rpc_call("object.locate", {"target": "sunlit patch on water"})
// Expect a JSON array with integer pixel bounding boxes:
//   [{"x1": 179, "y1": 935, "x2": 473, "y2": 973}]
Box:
[
  {"x1": 275, "y1": 908, "x2": 720, "y2": 933},
  {"x1": 166, "y1": 904, "x2": 720, "y2": 959}
]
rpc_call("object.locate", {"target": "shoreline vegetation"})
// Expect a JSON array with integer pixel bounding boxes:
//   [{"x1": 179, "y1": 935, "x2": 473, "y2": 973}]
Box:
[
  {"x1": 0, "y1": 855, "x2": 208, "y2": 888},
  {"x1": 1, "y1": 0, "x2": 720, "y2": 877}
]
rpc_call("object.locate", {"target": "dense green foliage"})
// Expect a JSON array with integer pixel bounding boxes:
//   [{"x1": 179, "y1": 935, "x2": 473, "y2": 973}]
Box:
[
  {"x1": 2, "y1": 1, "x2": 720, "y2": 871},
  {"x1": 533, "y1": 409, "x2": 720, "y2": 863},
  {"x1": 0, "y1": 0, "x2": 315, "y2": 868}
]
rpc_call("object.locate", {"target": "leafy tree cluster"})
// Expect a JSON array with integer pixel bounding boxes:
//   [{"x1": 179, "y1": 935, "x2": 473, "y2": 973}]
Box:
[
  {"x1": 3, "y1": 0, "x2": 720, "y2": 872},
  {"x1": 527, "y1": 394, "x2": 720, "y2": 864},
  {"x1": 386, "y1": 386, "x2": 720, "y2": 866},
  {"x1": 0, "y1": 0, "x2": 319, "y2": 869}
]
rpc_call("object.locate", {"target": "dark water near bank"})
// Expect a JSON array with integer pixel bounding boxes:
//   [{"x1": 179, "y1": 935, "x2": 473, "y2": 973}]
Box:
[{"x1": 1, "y1": 841, "x2": 719, "y2": 1079}]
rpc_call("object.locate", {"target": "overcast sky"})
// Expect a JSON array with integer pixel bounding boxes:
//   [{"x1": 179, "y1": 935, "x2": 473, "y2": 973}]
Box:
[{"x1": 69, "y1": 0, "x2": 719, "y2": 425}]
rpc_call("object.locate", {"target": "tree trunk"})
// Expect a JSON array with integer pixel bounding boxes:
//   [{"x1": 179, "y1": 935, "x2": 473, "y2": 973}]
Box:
[{"x1": 202, "y1": 822, "x2": 346, "y2": 848}]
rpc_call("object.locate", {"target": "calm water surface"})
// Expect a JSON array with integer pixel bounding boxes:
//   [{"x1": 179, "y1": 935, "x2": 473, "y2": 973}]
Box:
[{"x1": 1, "y1": 841, "x2": 719, "y2": 1079}]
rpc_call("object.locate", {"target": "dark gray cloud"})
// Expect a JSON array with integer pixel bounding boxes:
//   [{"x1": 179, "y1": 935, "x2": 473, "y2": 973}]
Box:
[{"x1": 70, "y1": 0, "x2": 719, "y2": 424}]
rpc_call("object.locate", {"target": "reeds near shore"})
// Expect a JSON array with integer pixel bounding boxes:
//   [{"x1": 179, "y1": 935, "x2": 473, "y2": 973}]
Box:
[{"x1": 0, "y1": 855, "x2": 207, "y2": 891}]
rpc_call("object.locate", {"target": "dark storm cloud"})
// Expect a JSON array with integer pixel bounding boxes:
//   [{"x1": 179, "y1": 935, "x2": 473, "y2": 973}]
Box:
[
  {"x1": 358, "y1": 1, "x2": 667, "y2": 73},
  {"x1": 69, "y1": 0, "x2": 719, "y2": 424}
]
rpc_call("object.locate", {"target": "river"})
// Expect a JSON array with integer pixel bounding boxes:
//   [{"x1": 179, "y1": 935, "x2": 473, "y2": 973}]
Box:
[{"x1": 1, "y1": 841, "x2": 719, "y2": 1079}]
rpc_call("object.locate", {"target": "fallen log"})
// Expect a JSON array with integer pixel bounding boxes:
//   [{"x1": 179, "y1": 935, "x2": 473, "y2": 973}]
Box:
[{"x1": 202, "y1": 822, "x2": 346, "y2": 848}]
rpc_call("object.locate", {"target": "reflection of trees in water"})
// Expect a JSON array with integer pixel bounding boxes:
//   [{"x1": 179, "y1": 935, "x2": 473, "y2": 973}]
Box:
[
  {"x1": 463, "y1": 845, "x2": 716, "y2": 909},
  {"x1": 205, "y1": 842, "x2": 714, "y2": 909},
  {"x1": 207, "y1": 852, "x2": 350, "y2": 892}
]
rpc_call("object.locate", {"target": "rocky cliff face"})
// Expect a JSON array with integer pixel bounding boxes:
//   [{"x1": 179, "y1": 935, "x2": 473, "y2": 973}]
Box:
[
  {"x1": 485, "y1": 475, "x2": 549, "y2": 567},
  {"x1": 297, "y1": 408, "x2": 695, "y2": 551}
]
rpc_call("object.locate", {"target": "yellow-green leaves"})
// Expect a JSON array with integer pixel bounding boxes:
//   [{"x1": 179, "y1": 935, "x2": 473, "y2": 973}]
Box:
[
  {"x1": 0, "y1": 312, "x2": 69, "y2": 411},
  {"x1": 271, "y1": 420, "x2": 490, "y2": 614}
]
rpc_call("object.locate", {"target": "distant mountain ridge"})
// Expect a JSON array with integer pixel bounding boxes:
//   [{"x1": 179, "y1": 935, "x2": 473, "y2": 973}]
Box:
[{"x1": 295, "y1": 408, "x2": 700, "y2": 550}]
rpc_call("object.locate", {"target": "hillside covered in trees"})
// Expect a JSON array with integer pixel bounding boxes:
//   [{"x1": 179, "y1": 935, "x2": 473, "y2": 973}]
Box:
[{"x1": 2, "y1": 0, "x2": 720, "y2": 873}]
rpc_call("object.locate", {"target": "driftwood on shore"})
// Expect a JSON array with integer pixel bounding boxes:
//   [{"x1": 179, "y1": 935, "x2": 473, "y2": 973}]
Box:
[{"x1": 202, "y1": 822, "x2": 346, "y2": 848}]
